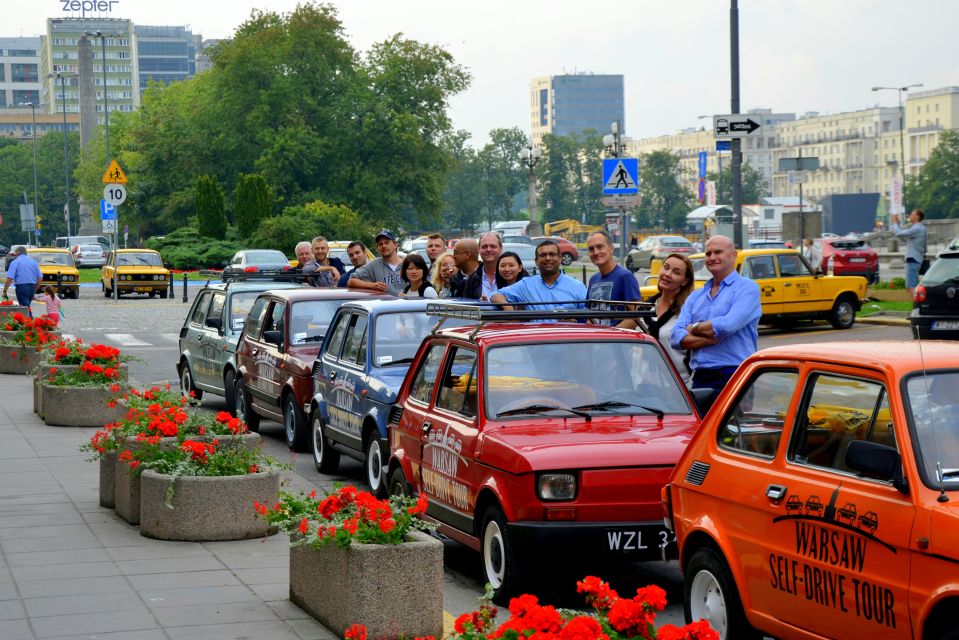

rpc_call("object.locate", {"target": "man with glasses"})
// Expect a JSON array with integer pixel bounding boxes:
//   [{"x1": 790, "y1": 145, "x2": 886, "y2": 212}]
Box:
[
  {"x1": 490, "y1": 240, "x2": 586, "y2": 319},
  {"x1": 450, "y1": 238, "x2": 481, "y2": 298}
]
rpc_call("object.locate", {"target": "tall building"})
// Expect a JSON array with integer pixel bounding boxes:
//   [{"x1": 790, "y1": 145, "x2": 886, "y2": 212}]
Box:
[
  {"x1": 0, "y1": 37, "x2": 42, "y2": 109},
  {"x1": 530, "y1": 73, "x2": 624, "y2": 144},
  {"x1": 905, "y1": 86, "x2": 959, "y2": 177},
  {"x1": 135, "y1": 25, "x2": 195, "y2": 97}
]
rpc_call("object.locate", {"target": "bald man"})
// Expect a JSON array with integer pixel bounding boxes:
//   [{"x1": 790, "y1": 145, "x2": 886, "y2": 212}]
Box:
[
  {"x1": 450, "y1": 238, "x2": 481, "y2": 298},
  {"x1": 671, "y1": 235, "x2": 761, "y2": 401}
]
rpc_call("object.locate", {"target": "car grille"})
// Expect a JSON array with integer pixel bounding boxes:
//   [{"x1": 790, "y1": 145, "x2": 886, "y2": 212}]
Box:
[{"x1": 684, "y1": 460, "x2": 710, "y2": 486}]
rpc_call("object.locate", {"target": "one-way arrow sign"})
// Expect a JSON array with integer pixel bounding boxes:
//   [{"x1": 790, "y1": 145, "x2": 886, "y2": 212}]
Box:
[{"x1": 713, "y1": 114, "x2": 762, "y2": 138}]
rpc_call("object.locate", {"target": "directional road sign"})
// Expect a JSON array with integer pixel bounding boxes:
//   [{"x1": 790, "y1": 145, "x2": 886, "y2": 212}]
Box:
[
  {"x1": 101, "y1": 159, "x2": 128, "y2": 184},
  {"x1": 100, "y1": 200, "x2": 117, "y2": 220},
  {"x1": 600, "y1": 194, "x2": 641, "y2": 207},
  {"x1": 716, "y1": 140, "x2": 731, "y2": 151},
  {"x1": 602, "y1": 158, "x2": 639, "y2": 195},
  {"x1": 713, "y1": 115, "x2": 762, "y2": 138},
  {"x1": 103, "y1": 183, "x2": 127, "y2": 207}
]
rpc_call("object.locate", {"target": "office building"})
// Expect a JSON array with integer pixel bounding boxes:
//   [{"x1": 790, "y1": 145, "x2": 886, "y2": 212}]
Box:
[
  {"x1": 530, "y1": 73, "x2": 624, "y2": 144},
  {"x1": 0, "y1": 37, "x2": 42, "y2": 109},
  {"x1": 135, "y1": 25, "x2": 195, "y2": 96}
]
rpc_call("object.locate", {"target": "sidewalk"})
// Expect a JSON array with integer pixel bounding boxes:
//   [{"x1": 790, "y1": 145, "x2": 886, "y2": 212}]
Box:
[{"x1": 0, "y1": 373, "x2": 337, "y2": 640}]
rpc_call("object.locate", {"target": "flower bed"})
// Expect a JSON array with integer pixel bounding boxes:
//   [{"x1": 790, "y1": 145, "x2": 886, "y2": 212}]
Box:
[
  {"x1": 39, "y1": 342, "x2": 131, "y2": 426},
  {"x1": 0, "y1": 314, "x2": 59, "y2": 375}
]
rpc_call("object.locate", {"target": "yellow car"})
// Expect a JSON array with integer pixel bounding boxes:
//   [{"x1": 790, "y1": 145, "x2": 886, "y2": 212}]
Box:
[
  {"x1": 101, "y1": 249, "x2": 171, "y2": 298},
  {"x1": 640, "y1": 249, "x2": 867, "y2": 329},
  {"x1": 27, "y1": 248, "x2": 80, "y2": 299}
]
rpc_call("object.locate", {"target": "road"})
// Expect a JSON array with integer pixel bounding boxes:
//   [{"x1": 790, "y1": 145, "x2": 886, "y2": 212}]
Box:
[{"x1": 45, "y1": 285, "x2": 913, "y2": 624}]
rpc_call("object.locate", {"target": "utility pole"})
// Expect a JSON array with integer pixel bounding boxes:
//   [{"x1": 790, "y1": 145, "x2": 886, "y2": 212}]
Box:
[{"x1": 729, "y1": 0, "x2": 744, "y2": 248}]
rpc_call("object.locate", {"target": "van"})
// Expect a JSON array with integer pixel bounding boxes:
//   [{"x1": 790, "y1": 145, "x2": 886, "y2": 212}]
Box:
[
  {"x1": 55, "y1": 235, "x2": 112, "y2": 251},
  {"x1": 492, "y1": 220, "x2": 530, "y2": 235}
]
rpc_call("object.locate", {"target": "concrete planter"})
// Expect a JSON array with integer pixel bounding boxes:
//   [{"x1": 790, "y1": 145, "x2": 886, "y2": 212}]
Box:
[
  {"x1": 34, "y1": 362, "x2": 128, "y2": 417},
  {"x1": 867, "y1": 287, "x2": 914, "y2": 303},
  {"x1": 114, "y1": 436, "x2": 177, "y2": 525},
  {"x1": 289, "y1": 529, "x2": 443, "y2": 638},
  {"x1": 139, "y1": 470, "x2": 279, "y2": 541},
  {"x1": 40, "y1": 383, "x2": 127, "y2": 427},
  {"x1": 99, "y1": 450, "x2": 116, "y2": 508},
  {"x1": 0, "y1": 306, "x2": 31, "y2": 321},
  {"x1": 194, "y1": 432, "x2": 261, "y2": 451},
  {"x1": 0, "y1": 343, "x2": 40, "y2": 375}
]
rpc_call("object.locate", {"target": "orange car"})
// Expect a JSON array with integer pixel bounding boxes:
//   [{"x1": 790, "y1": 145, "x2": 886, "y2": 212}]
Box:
[{"x1": 663, "y1": 341, "x2": 959, "y2": 640}]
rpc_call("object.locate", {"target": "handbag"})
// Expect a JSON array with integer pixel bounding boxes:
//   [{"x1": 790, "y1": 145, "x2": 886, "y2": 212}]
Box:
[{"x1": 919, "y1": 258, "x2": 931, "y2": 275}]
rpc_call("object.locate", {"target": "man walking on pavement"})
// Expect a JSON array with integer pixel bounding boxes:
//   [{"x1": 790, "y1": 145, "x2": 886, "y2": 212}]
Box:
[
  {"x1": 450, "y1": 238, "x2": 481, "y2": 298},
  {"x1": 587, "y1": 231, "x2": 641, "y2": 323},
  {"x1": 891, "y1": 208, "x2": 928, "y2": 298},
  {"x1": 337, "y1": 241, "x2": 369, "y2": 287},
  {"x1": 672, "y1": 235, "x2": 761, "y2": 405},
  {"x1": 802, "y1": 239, "x2": 822, "y2": 273},
  {"x1": 3, "y1": 246, "x2": 41, "y2": 314},
  {"x1": 347, "y1": 230, "x2": 407, "y2": 295},
  {"x1": 491, "y1": 240, "x2": 587, "y2": 319}
]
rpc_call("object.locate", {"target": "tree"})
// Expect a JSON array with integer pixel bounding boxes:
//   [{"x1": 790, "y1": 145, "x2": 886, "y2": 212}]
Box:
[
  {"x1": 233, "y1": 174, "x2": 273, "y2": 239},
  {"x1": 705, "y1": 161, "x2": 770, "y2": 204},
  {"x1": 195, "y1": 175, "x2": 227, "y2": 239},
  {"x1": 440, "y1": 130, "x2": 485, "y2": 232},
  {"x1": 905, "y1": 129, "x2": 959, "y2": 218},
  {"x1": 636, "y1": 150, "x2": 694, "y2": 230},
  {"x1": 250, "y1": 200, "x2": 372, "y2": 252}
]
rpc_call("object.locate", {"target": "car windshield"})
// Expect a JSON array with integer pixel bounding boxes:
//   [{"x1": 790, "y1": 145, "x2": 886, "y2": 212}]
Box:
[
  {"x1": 661, "y1": 238, "x2": 692, "y2": 247},
  {"x1": 922, "y1": 255, "x2": 959, "y2": 283},
  {"x1": 289, "y1": 300, "x2": 345, "y2": 345},
  {"x1": 485, "y1": 340, "x2": 690, "y2": 419},
  {"x1": 117, "y1": 252, "x2": 162, "y2": 266},
  {"x1": 373, "y1": 311, "x2": 472, "y2": 367},
  {"x1": 904, "y1": 371, "x2": 959, "y2": 488},
  {"x1": 229, "y1": 292, "x2": 262, "y2": 331},
  {"x1": 243, "y1": 250, "x2": 289, "y2": 265},
  {"x1": 30, "y1": 252, "x2": 73, "y2": 266}
]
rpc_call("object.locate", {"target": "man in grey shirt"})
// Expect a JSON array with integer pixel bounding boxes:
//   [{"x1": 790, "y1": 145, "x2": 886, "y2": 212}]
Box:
[
  {"x1": 347, "y1": 230, "x2": 406, "y2": 295},
  {"x1": 891, "y1": 208, "x2": 927, "y2": 296}
]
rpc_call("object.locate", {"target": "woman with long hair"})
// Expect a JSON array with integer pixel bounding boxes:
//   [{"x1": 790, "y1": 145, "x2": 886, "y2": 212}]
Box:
[
  {"x1": 401, "y1": 253, "x2": 438, "y2": 298},
  {"x1": 430, "y1": 251, "x2": 457, "y2": 297},
  {"x1": 494, "y1": 251, "x2": 529, "y2": 289}
]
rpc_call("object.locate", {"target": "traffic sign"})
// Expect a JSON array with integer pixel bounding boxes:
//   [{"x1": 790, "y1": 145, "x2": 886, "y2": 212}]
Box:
[
  {"x1": 788, "y1": 171, "x2": 808, "y2": 185},
  {"x1": 716, "y1": 140, "x2": 731, "y2": 151},
  {"x1": 103, "y1": 183, "x2": 127, "y2": 207},
  {"x1": 101, "y1": 159, "x2": 128, "y2": 184},
  {"x1": 600, "y1": 194, "x2": 641, "y2": 207},
  {"x1": 602, "y1": 158, "x2": 639, "y2": 195},
  {"x1": 100, "y1": 200, "x2": 117, "y2": 220},
  {"x1": 102, "y1": 218, "x2": 117, "y2": 233},
  {"x1": 713, "y1": 115, "x2": 762, "y2": 138}
]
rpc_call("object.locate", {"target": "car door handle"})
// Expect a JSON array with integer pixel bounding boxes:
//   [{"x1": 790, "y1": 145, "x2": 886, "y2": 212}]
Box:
[
  {"x1": 784, "y1": 283, "x2": 792, "y2": 287},
  {"x1": 765, "y1": 484, "x2": 788, "y2": 501},
  {"x1": 329, "y1": 371, "x2": 337, "y2": 380},
  {"x1": 251, "y1": 348, "x2": 258, "y2": 356},
  {"x1": 421, "y1": 421, "x2": 432, "y2": 435}
]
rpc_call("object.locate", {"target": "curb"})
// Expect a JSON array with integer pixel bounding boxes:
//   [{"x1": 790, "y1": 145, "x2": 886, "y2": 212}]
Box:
[{"x1": 857, "y1": 316, "x2": 911, "y2": 327}]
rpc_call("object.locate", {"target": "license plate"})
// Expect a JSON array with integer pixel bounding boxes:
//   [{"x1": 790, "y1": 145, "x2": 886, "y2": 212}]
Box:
[
  {"x1": 605, "y1": 526, "x2": 675, "y2": 555},
  {"x1": 135, "y1": 286, "x2": 152, "y2": 292},
  {"x1": 932, "y1": 320, "x2": 959, "y2": 330},
  {"x1": 849, "y1": 257, "x2": 866, "y2": 263}
]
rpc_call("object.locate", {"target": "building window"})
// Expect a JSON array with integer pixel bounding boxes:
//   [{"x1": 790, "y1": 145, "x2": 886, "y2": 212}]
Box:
[
  {"x1": 12, "y1": 90, "x2": 39, "y2": 106},
  {"x1": 7, "y1": 49, "x2": 37, "y2": 56},
  {"x1": 11, "y1": 63, "x2": 39, "y2": 82}
]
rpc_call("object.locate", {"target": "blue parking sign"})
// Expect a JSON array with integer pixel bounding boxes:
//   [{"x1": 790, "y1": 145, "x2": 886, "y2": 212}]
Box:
[{"x1": 100, "y1": 200, "x2": 117, "y2": 220}]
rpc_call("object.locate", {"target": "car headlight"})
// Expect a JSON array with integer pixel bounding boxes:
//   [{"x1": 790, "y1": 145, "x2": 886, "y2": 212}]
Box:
[{"x1": 537, "y1": 473, "x2": 577, "y2": 501}]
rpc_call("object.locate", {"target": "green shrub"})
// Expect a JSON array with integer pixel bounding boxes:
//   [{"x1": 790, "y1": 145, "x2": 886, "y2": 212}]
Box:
[
  {"x1": 146, "y1": 226, "x2": 243, "y2": 270},
  {"x1": 249, "y1": 200, "x2": 373, "y2": 252},
  {"x1": 870, "y1": 277, "x2": 906, "y2": 290}
]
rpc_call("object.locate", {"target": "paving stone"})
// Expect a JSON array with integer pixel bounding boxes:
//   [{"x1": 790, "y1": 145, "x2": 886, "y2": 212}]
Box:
[
  {"x1": 246, "y1": 582, "x2": 289, "y2": 602},
  {"x1": 267, "y1": 599, "x2": 311, "y2": 620},
  {"x1": 116, "y1": 554, "x2": 225, "y2": 576},
  {"x1": 151, "y1": 601, "x2": 279, "y2": 627},
  {"x1": 31, "y1": 609, "x2": 159, "y2": 639},
  {"x1": 166, "y1": 620, "x2": 303, "y2": 640},
  {"x1": 6, "y1": 548, "x2": 111, "y2": 568},
  {"x1": 126, "y1": 569, "x2": 241, "y2": 591},
  {"x1": 11, "y1": 560, "x2": 120, "y2": 581},
  {"x1": 106, "y1": 541, "x2": 215, "y2": 561},
  {"x1": 210, "y1": 551, "x2": 289, "y2": 570},
  {"x1": 16, "y1": 575, "x2": 133, "y2": 599},
  {"x1": 0, "y1": 598, "x2": 25, "y2": 620},
  {"x1": 141, "y1": 585, "x2": 260, "y2": 609},
  {"x1": 0, "y1": 581, "x2": 19, "y2": 600},
  {"x1": 233, "y1": 567, "x2": 288, "y2": 585},
  {"x1": 51, "y1": 630, "x2": 169, "y2": 640},
  {"x1": 286, "y1": 617, "x2": 340, "y2": 640},
  {"x1": 0, "y1": 533, "x2": 102, "y2": 554},
  {"x1": 0, "y1": 523, "x2": 90, "y2": 541},
  {"x1": 0, "y1": 619, "x2": 32, "y2": 640},
  {"x1": 23, "y1": 591, "x2": 144, "y2": 618}
]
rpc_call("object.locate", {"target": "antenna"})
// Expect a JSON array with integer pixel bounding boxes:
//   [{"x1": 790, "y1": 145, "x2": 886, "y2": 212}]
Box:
[{"x1": 937, "y1": 462, "x2": 949, "y2": 503}]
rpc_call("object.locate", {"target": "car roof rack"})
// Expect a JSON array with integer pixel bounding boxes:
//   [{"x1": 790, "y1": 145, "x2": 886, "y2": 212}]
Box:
[
  {"x1": 426, "y1": 300, "x2": 655, "y2": 337},
  {"x1": 197, "y1": 269, "x2": 308, "y2": 285}
]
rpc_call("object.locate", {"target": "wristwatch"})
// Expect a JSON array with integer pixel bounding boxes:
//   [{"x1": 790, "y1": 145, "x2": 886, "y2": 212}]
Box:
[{"x1": 689, "y1": 322, "x2": 700, "y2": 334}]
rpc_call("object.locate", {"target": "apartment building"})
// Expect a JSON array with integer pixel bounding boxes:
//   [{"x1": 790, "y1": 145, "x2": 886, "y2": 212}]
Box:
[{"x1": 0, "y1": 37, "x2": 42, "y2": 110}]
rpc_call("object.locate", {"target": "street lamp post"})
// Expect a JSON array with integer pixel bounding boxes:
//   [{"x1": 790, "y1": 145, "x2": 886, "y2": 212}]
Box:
[
  {"x1": 872, "y1": 83, "x2": 922, "y2": 214},
  {"x1": 49, "y1": 72, "x2": 77, "y2": 244},
  {"x1": 84, "y1": 31, "x2": 122, "y2": 166},
  {"x1": 602, "y1": 121, "x2": 629, "y2": 263},
  {"x1": 20, "y1": 102, "x2": 40, "y2": 244},
  {"x1": 519, "y1": 140, "x2": 543, "y2": 236}
]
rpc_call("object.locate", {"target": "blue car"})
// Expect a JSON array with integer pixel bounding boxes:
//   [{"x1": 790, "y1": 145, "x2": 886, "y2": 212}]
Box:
[{"x1": 309, "y1": 299, "x2": 473, "y2": 494}]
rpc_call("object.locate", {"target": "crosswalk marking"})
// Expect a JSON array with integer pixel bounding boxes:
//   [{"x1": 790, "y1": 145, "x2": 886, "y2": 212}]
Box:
[{"x1": 104, "y1": 333, "x2": 152, "y2": 347}]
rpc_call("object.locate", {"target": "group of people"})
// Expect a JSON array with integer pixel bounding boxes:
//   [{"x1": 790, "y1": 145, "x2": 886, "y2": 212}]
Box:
[{"x1": 2, "y1": 245, "x2": 62, "y2": 324}]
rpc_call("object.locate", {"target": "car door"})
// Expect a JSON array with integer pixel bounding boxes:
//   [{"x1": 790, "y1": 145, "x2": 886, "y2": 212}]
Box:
[
  {"x1": 776, "y1": 253, "x2": 826, "y2": 315},
  {"x1": 742, "y1": 254, "x2": 783, "y2": 315},
  {"x1": 199, "y1": 292, "x2": 228, "y2": 391},
  {"x1": 395, "y1": 342, "x2": 449, "y2": 494},
  {"x1": 324, "y1": 312, "x2": 368, "y2": 451},
  {"x1": 251, "y1": 299, "x2": 285, "y2": 410},
  {"x1": 763, "y1": 368, "x2": 913, "y2": 639},
  {"x1": 316, "y1": 309, "x2": 351, "y2": 420},
  {"x1": 182, "y1": 290, "x2": 212, "y2": 386}
]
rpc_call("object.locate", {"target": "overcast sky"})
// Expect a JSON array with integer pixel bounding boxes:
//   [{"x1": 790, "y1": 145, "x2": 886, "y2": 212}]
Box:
[{"x1": 13, "y1": 0, "x2": 959, "y2": 146}]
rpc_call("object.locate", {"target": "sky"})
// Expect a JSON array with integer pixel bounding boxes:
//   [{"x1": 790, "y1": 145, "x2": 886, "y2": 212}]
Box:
[{"x1": 12, "y1": 0, "x2": 959, "y2": 147}]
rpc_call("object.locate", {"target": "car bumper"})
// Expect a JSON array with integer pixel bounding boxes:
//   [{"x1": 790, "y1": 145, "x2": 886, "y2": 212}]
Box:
[
  {"x1": 910, "y1": 312, "x2": 959, "y2": 339},
  {"x1": 508, "y1": 520, "x2": 675, "y2": 563},
  {"x1": 116, "y1": 282, "x2": 168, "y2": 291}
]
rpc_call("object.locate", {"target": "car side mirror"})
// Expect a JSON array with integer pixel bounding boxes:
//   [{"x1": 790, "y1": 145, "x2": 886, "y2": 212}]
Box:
[
  {"x1": 845, "y1": 440, "x2": 908, "y2": 494},
  {"x1": 163, "y1": 262, "x2": 172, "y2": 269},
  {"x1": 205, "y1": 316, "x2": 223, "y2": 333},
  {"x1": 262, "y1": 330, "x2": 284, "y2": 349},
  {"x1": 690, "y1": 388, "x2": 715, "y2": 417}
]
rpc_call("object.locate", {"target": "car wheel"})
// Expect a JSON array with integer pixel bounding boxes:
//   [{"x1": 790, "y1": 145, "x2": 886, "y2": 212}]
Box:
[
  {"x1": 159, "y1": 288, "x2": 168, "y2": 299},
  {"x1": 150, "y1": 290, "x2": 157, "y2": 298},
  {"x1": 364, "y1": 436, "x2": 387, "y2": 497},
  {"x1": 684, "y1": 547, "x2": 759, "y2": 640},
  {"x1": 283, "y1": 393, "x2": 308, "y2": 452},
  {"x1": 388, "y1": 467, "x2": 410, "y2": 497},
  {"x1": 223, "y1": 369, "x2": 237, "y2": 417},
  {"x1": 234, "y1": 377, "x2": 260, "y2": 432},
  {"x1": 179, "y1": 361, "x2": 203, "y2": 401},
  {"x1": 561, "y1": 252, "x2": 574, "y2": 266},
  {"x1": 481, "y1": 504, "x2": 522, "y2": 604},
  {"x1": 829, "y1": 296, "x2": 856, "y2": 330},
  {"x1": 625, "y1": 256, "x2": 636, "y2": 272},
  {"x1": 311, "y1": 412, "x2": 340, "y2": 473}
]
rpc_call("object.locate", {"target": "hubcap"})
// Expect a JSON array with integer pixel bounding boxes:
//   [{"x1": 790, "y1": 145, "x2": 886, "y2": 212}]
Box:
[
  {"x1": 367, "y1": 440, "x2": 382, "y2": 490},
  {"x1": 285, "y1": 403, "x2": 296, "y2": 444},
  {"x1": 838, "y1": 302, "x2": 853, "y2": 325},
  {"x1": 312, "y1": 416, "x2": 324, "y2": 464},
  {"x1": 690, "y1": 570, "x2": 728, "y2": 639},
  {"x1": 483, "y1": 520, "x2": 505, "y2": 588},
  {"x1": 180, "y1": 367, "x2": 191, "y2": 395},
  {"x1": 236, "y1": 385, "x2": 246, "y2": 416}
]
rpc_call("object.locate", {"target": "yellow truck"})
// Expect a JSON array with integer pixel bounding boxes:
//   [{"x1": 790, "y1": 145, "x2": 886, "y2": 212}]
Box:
[
  {"x1": 640, "y1": 249, "x2": 867, "y2": 329},
  {"x1": 27, "y1": 248, "x2": 81, "y2": 299},
  {"x1": 101, "y1": 249, "x2": 171, "y2": 298}
]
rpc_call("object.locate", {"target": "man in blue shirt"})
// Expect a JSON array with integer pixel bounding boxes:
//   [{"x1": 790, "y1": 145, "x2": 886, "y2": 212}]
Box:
[
  {"x1": 490, "y1": 240, "x2": 586, "y2": 321},
  {"x1": 3, "y1": 246, "x2": 42, "y2": 313},
  {"x1": 671, "y1": 235, "x2": 761, "y2": 399},
  {"x1": 891, "y1": 208, "x2": 927, "y2": 298},
  {"x1": 586, "y1": 231, "x2": 641, "y2": 324}
]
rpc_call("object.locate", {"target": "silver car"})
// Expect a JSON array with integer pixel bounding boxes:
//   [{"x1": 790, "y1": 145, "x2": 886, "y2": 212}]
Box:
[{"x1": 73, "y1": 244, "x2": 106, "y2": 268}]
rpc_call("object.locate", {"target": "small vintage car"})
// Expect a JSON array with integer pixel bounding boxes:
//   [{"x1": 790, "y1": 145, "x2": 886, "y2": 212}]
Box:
[
  {"x1": 27, "y1": 248, "x2": 80, "y2": 299},
  {"x1": 101, "y1": 249, "x2": 170, "y2": 298},
  {"x1": 663, "y1": 341, "x2": 959, "y2": 640},
  {"x1": 387, "y1": 304, "x2": 705, "y2": 602}
]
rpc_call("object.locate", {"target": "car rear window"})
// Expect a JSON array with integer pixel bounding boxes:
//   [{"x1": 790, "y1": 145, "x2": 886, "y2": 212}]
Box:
[
  {"x1": 662, "y1": 238, "x2": 692, "y2": 247},
  {"x1": 922, "y1": 255, "x2": 959, "y2": 283},
  {"x1": 78, "y1": 245, "x2": 103, "y2": 253},
  {"x1": 244, "y1": 250, "x2": 288, "y2": 264},
  {"x1": 830, "y1": 240, "x2": 866, "y2": 250}
]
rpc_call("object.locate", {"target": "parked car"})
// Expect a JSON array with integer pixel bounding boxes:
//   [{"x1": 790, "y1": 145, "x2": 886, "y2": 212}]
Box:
[
  {"x1": 0, "y1": 244, "x2": 8, "y2": 259},
  {"x1": 223, "y1": 250, "x2": 294, "y2": 278},
  {"x1": 327, "y1": 241, "x2": 375, "y2": 268},
  {"x1": 746, "y1": 239, "x2": 788, "y2": 250},
  {"x1": 56, "y1": 235, "x2": 112, "y2": 252},
  {"x1": 500, "y1": 242, "x2": 537, "y2": 270},
  {"x1": 101, "y1": 249, "x2": 170, "y2": 298},
  {"x1": 663, "y1": 341, "x2": 959, "y2": 640},
  {"x1": 177, "y1": 279, "x2": 305, "y2": 411},
  {"x1": 911, "y1": 250, "x2": 959, "y2": 340},
  {"x1": 817, "y1": 237, "x2": 879, "y2": 283},
  {"x1": 387, "y1": 304, "x2": 705, "y2": 602},
  {"x1": 500, "y1": 235, "x2": 534, "y2": 246},
  {"x1": 72, "y1": 243, "x2": 106, "y2": 268},
  {"x1": 531, "y1": 236, "x2": 579, "y2": 265},
  {"x1": 233, "y1": 289, "x2": 377, "y2": 451},
  {"x1": 27, "y1": 248, "x2": 80, "y2": 299},
  {"x1": 627, "y1": 236, "x2": 694, "y2": 271}
]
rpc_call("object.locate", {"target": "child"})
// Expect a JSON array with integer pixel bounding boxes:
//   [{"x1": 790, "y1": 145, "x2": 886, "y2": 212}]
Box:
[{"x1": 33, "y1": 286, "x2": 62, "y2": 326}]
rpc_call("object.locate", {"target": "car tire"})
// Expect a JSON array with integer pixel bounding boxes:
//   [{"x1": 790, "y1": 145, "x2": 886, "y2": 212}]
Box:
[
  {"x1": 561, "y1": 252, "x2": 574, "y2": 266},
  {"x1": 178, "y1": 361, "x2": 202, "y2": 401},
  {"x1": 234, "y1": 378, "x2": 260, "y2": 432},
  {"x1": 684, "y1": 547, "x2": 759, "y2": 640},
  {"x1": 481, "y1": 504, "x2": 522, "y2": 604},
  {"x1": 223, "y1": 369, "x2": 237, "y2": 417},
  {"x1": 160, "y1": 288, "x2": 168, "y2": 299},
  {"x1": 364, "y1": 435, "x2": 387, "y2": 497},
  {"x1": 388, "y1": 467, "x2": 410, "y2": 497},
  {"x1": 625, "y1": 256, "x2": 636, "y2": 272},
  {"x1": 311, "y1": 412, "x2": 340, "y2": 474},
  {"x1": 283, "y1": 393, "x2": 308, "y2": 452},
  {"x1": 829, "y1": 296, "x2": 856, "y2": 330}
]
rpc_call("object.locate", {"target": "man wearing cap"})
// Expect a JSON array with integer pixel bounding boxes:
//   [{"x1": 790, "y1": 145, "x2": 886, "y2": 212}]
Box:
[
  {"x1": 347, "y1": 230, "x2": 406, "y2": 295},
  {"x1": 3, "y1": 246, "x2": 42, "y2": 314}
]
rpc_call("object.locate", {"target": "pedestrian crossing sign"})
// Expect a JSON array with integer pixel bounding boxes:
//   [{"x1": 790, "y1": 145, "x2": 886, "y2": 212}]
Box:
[
  {"x1": 101, "y1": 159, "x2": 128, "y2": 185},
  {"x1": 602, "y1": 158, "x2": 639, "y2": 195}
]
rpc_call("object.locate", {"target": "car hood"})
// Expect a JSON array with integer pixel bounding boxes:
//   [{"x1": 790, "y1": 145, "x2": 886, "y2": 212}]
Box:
[
  {"x1": 114, "y1": 265, "x2": 168, "y2": 273},
  {"x1": 479, "y1": 415, "x2": 698, "y2": 474},
  {"x1": 366, "y1": 366, "x2": 409, "y2": 402}
]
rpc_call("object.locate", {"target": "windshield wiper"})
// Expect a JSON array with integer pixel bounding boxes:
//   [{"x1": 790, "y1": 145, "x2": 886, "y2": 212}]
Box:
[
  {"x1": 298, "y1": 335, "x2": 325, "y2": 343},
  {"x1": 572, "y1": 401, "x2": 665, "y2": 420},
  {"x1": 496, "y1": 404, "x2": 591, "y2": 420},
  {"x1": 938, "y1": 468, "x2": 959, "y2": 480},
  {"x1": 383, "y1": 357, "x2": 416, "y2": 366}
]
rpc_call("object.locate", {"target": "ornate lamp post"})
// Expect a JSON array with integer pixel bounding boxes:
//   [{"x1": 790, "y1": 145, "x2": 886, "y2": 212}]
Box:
[{"x1": 519, "y1": 140, "x2": 543, "y2": 236}]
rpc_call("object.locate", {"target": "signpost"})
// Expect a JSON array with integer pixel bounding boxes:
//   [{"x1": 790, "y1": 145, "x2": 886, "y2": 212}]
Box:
[
  {"x1": 601, "y1": 157, "x2": 639, "y2": 259},
  {"x1": 712, "y1": 115, "x2": 762, "y2": 138},
  {"x1": 101, "y1": 159, "x2": 128, "y2": 302},
  {"x1": 779, "y1": 153, "x2": 820, "y2": 243}
]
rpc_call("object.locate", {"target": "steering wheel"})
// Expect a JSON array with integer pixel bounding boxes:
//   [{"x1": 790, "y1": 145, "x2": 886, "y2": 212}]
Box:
[{"x1": 495, "y1": 396, "x2": 572, "y2": 415}]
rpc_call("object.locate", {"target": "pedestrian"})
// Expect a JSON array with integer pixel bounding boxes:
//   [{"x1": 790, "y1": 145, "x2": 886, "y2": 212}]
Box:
[
  {"x1": 494, "y1": 251, "x2": 528, "y2": 289},
  {"x1": 337, "y1": 241, "x2": 369, "y2": 287},
  {"x1": 671, "y1": 235, "x2": 761, "y2": 405},
  {"x1": 33, "y1": 285, "x2": 62, "y2": 326},
  {"x1": 2, "y1": 246, "x2": 42, "y2": 315},
  {"x1": 891, "y1": 209, "x2": 928, "y2": 298},
  {"x1": 425, "y1": 233, "x2": 447, "y2": 269},
  {"x1": 303, "y1": 236, "x2": 344, "y2": 287},
  {"x1": 347, "y1": 230, "x2": 407, "y2": 295},
  {"x1": 490, "y1": 240, "x2": 587, "y2": 320},
  {"x1": 802, "y1": 238, "x2": 822, "y2": 273},
  {"x1": 400, "y1": 254, "x2": 438, "y2": 298},
  {"x1": 449, "y1": 239, "x2": 481, "y2": 298},
  {"x1": 586, "y1": 231, "x2": 641, "y2": 324},
  {"x1": 430, "y1": 251, "x2": 457, "y2": 297},
  {"x1": 692, "y1": 239, "x2": 704, "y2": 254}
]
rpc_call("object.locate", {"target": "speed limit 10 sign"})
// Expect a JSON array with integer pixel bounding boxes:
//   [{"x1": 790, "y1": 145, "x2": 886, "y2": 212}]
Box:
[{"x1": 103, "y1": 183, "x2": 127, "y2": 206}]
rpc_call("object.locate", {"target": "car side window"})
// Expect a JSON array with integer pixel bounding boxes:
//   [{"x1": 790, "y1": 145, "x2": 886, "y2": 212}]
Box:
[
  {"x1": 325, "y1": 313, "x2": 351, "y2": 361},
  {"x1": 190, "y1": 292, "x2": 212, "y2": 326},
  {"x1": 244, "y1": 297, "x2": 270, "y2": 339},
  {"x1": 264, "y1": 302, "x2": 286, "y2": 336},
  {"x1": 436, "y1": 347, "x2": 478, "y2": 418},
  {"x1": 409, "y1": 344, "x2": 447, "y2": 405},
  {"x1": 743, "y1": 255, "x2": 776, "y2": 280},
  {"x1": 789, "y1": 374, "x2": 895, "y2": 474},
  {"x1": 341, "y1": 314, "x2": 368, "y2": 366},
  {"x1": 777, "y1": 254, "x2": 809, "y2": 278},
  {"x1": 207, "y1": 293, "x2": 225, "y2": 323},
  {"x1": 719, "y1": 369, "x2": 799, "y2": 457}
]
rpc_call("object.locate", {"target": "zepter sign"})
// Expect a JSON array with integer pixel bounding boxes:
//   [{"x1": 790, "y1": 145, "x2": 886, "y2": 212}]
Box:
[{"x1": 61, "y1": 0, "x2": 120, "y2": 17}]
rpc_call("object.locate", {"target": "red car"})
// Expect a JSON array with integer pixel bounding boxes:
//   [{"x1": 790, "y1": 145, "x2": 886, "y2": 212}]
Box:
[
  {"x1": 387, "y1": 305, "x2": 703, "y2": 602},
  {"x1": 531, "y1": 236, "x2": 579, "y2": 265},
  {"x1": 817, "y1": 237, "x2": 879, "y2": 283}
]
